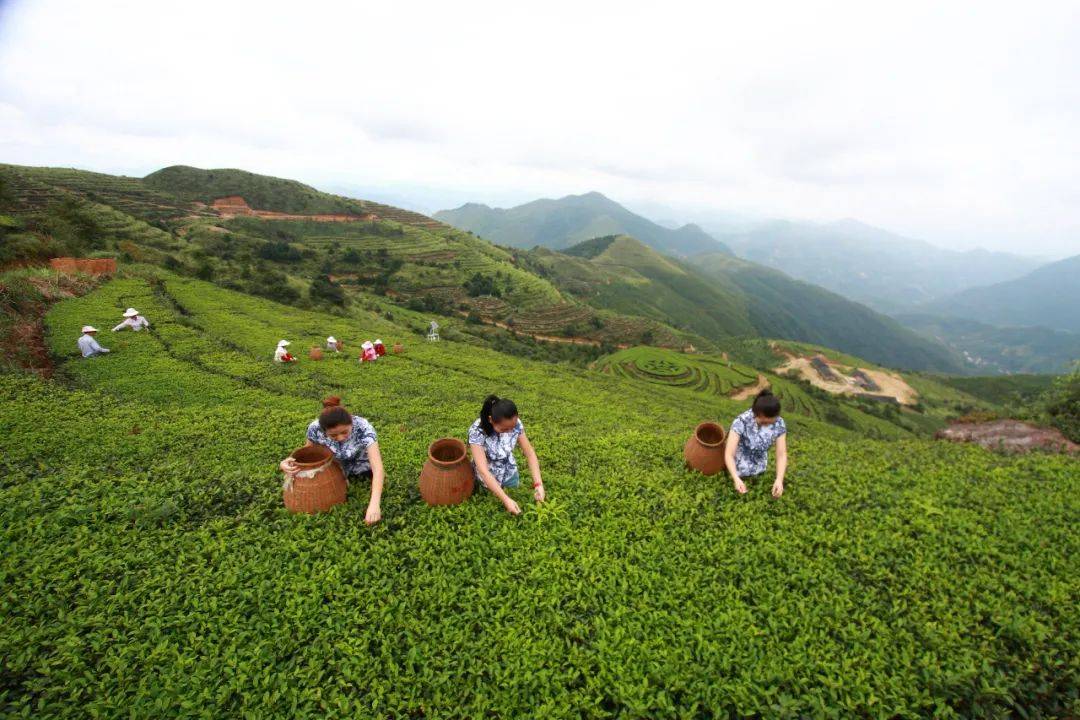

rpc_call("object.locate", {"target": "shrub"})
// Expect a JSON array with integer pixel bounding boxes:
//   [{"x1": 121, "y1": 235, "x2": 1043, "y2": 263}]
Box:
[
  {"x1": 464, "y1": 272, "x2": 500, "y2": 297},
  {"x1": 309, "y1": 274, "x2": 346, "y2": 306},
  {"x1": 1043, "y1": 363, "x2": 1080, "y2": 442},
  {"x1": 257, "y1": 240, "x2": 303, "y2": 263}
]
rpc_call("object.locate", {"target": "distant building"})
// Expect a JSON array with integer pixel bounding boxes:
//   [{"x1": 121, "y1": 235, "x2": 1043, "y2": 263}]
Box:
[{"x1": 851, "y1": 369, "x2": 881, "y2": 392}]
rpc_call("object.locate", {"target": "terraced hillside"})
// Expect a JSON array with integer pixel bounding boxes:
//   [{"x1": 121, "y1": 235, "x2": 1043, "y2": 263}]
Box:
[
  {"x1": 600, "y1": 346, "x2": 760, "y2": 396},
  {"x1": 144, "y1": 166, "x2": 445, "y2": 228},
  {"x1": 2, "y1": 269, "x2": 1077, "y2": 717},
  {"x1": 0, "y1": 164, "x2": 701, "y2": 353},
  {"x1": 0, "y1": 164, "x2": 206, "y2": 222},
  {"x1": 598, "y1": 346, "x2": 986, "y2": 438}
]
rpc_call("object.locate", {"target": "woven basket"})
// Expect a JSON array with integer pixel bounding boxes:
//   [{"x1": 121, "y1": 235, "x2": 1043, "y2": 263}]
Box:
[
  {"x1": 684, "y1": 422, "x2": 726, "y2": 476},
  {"x1": 283, "y1": 444, "x2": 347, "y2": 513},
  {"x1": 419, "y1": 438, "x2": 474, "y2": 506}
]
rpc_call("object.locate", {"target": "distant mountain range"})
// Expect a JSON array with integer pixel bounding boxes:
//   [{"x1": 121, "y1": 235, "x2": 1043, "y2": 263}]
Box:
[
  {"x1": 434, "y1": 192, "x2": 733, "y2": 257},
  {"x1": 522, "y1": 235, "x2": 967, "y2": 373},
  {"x1": 916, "y1": 254, "x2": 1080, "y2": 333},
  {"x1": 714, "y1": 218, "x2": 1044, "y2": 313},
  {"x1": 431, "y1": 188, "x2": 1080, "y2": 374}
]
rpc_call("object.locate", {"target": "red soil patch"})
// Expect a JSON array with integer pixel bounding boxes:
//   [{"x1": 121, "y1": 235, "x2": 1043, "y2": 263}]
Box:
[
  {"x1": 10, "y1": 320, "x2": 52, "y2": 378},
  {"x1": 49, "y1": 257, "x2": 116, "y2": 275},
  {"x1": 1, "y1": 273, "x2": 99, "y2": 378},
  {"x1": 936, "y1": 420, "x2": 1078, "y2": 454}
]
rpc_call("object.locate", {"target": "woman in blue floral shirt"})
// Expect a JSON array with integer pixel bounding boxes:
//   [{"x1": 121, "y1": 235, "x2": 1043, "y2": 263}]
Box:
[
  {"x1": 280, "y1": 396, "x2": 385, "y2": 525},
  {"x1": 724, "y1": 389, "x2": 788, "y2": 498},
  {"x1": 468, "y1": 395, "x2": 545, "y2": 516}
]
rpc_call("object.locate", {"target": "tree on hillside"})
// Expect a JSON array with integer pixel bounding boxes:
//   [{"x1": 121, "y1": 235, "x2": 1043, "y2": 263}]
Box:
[
  {"x1": 310, "y1": 274, "x2": 346, "y2": 306},
  {"x1": 464, "y1": 272, "x2": 500, "y2": 297},
  {"x1": 257, "y1": 240, "x2": 302, "y2": 263}
]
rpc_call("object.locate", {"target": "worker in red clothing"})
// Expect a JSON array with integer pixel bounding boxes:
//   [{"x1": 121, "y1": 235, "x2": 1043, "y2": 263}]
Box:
[{"x1": 274, "y1": 339, "x2": 297, "y2": 363}]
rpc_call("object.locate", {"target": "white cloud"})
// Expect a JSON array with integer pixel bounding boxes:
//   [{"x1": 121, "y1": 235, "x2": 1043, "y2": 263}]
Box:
[{"x1": 1, "y1": 0, "x2": 1078, "y2": 256}]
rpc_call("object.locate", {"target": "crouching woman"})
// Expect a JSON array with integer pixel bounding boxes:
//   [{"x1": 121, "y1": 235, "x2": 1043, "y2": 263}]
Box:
[
  {"x1": 468, "y1": 395, "x2": 545, "y2": 515},
  {"x1": 724, "y1": 389, "x2": 788, "y2": 498},
  {"x1": 280, "y1": 396, "x2": 385, "y2": 524}
]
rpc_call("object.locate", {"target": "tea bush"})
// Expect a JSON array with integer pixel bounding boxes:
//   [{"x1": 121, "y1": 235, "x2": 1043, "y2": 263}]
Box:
[{"x1": 1, "y1": 271, "x2": 1078, "y2": 718}]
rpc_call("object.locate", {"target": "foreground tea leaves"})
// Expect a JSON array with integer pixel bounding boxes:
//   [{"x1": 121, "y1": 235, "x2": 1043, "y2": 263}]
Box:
[{"x1": 0, "y1": 272, "x2": 1077, "y2": 718}]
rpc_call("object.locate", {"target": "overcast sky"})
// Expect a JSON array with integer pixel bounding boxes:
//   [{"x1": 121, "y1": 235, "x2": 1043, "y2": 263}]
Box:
[{"x1": 1, "y1": 0, "x2": 1078, "y2": 257}]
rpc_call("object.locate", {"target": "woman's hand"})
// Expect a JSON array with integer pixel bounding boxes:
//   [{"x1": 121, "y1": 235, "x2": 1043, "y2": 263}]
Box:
[
  {"x1": 771, "y1": 480, "x2": 784, "y2": 498},
  {"x1": 364, "y1": 503, "x2": 382, "y2": 525},
  {"x1": 279, "y1": 458, "x2": 298, "y2": 475},
  {"x1": 733, "y1": 477, "x2": 748, "y2": 494},
  {"x1": 533, "y1": 483, "x2": 546, "y2": 503},
  {"x1": 503, "y1": 497, "x2": 522, "y2": 516}
]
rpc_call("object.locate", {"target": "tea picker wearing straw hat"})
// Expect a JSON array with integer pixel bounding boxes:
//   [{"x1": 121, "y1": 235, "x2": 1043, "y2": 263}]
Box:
[
  {"x1": 77, "y1": 326, "x2": 110, "y2": 358},
  {"x1": 274, "y1": 339, "x2": 297, "y2": 363},
  {"x1": 112, "y1": 308, "x2": 150, "y2": 332}
]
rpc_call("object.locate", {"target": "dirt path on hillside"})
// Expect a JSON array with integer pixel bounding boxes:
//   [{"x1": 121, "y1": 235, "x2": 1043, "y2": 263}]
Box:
[
  {"x1": 470, "y1": 314, "x2": 631, "y2": 348},
  {"x1": 731, "y1": 374, "x2": 769, "y2": 400}
]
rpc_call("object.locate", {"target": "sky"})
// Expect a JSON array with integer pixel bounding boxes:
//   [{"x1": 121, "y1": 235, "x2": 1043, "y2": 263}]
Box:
[{"x1": 1, "y1": 0, "x2": 1078, "y2": 258}]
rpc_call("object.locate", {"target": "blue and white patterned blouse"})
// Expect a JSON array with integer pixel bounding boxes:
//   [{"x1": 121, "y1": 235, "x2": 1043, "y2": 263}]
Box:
[
  {"x1": 468, "y1": 418, "x2": 524, "y2": 488},
  {"x1": 306, "y1": 415, "x2": 378, "y2": 477},
  {"x1": 730, "y1": 409, "x2": 786, "y2": 477}
]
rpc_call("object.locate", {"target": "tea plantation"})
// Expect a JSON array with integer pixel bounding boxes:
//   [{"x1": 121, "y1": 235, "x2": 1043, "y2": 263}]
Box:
[{"x1": 2, "y1": 270, "x2": 1078, "y2": 718}]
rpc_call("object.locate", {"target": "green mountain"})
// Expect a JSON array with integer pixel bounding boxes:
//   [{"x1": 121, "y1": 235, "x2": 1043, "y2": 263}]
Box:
[
  {"x1": 716, "y1": 218, "x2": 1043, "y2": 313},
  {"x1": 692, "y1": 252, "x2": 969, "y2": 373},
  {"x1": 144, "y1": 165, "x2": 442, "y2": 226},
  {"x1": 434, "y1": 191, "x2": 733, "y2": 257},
  {"x1": 896, "y1": 313, "x2": 1080, "y2": 374},
  {"x1": 918, "y1": 254, "x2": 1080, "y2": 333},
  {"x1": 515, "y1": 234, "x2": 968, "y2": 373},
  {"x1": 520, "y1": 235, "x2": 755, "y2": 340},
  {"x1": 0, "y1": 163, "x2": 967, "y2": 372}
]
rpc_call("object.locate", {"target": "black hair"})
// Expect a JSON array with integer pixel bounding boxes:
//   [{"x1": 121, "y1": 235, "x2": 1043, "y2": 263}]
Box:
[
  {"x1": 478, "y1": 394, "x2": 519, "y2": 436},
  {"x1": 751, "y1": 389, "x2": 781, "y2": 418},
  {"x1": 318, "y1": 396, "x2": 352, "y2": 430}
]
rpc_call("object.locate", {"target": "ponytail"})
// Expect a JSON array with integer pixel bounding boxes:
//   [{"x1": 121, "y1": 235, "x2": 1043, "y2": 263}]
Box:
[
  {"x1": 318, "y1": 396, "x2": 352, "y2": 430},
  {"x1": 752, "y1": 389, "x2": 781, "y2": 418},
  {"x1": 478, "y1": 394, "x2": 519, "y2": 436}
]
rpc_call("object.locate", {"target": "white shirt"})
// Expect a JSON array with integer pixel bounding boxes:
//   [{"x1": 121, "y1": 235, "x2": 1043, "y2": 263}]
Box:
[
  {"x1": 113, "y1": 316, "x2": 150, "y2": 332},
  {"x1": 274, "y1": 346, "x2": 291, "y2": 362},
  {"x1": 77, "y1": 334, "x2": 109, "y2": 357}
]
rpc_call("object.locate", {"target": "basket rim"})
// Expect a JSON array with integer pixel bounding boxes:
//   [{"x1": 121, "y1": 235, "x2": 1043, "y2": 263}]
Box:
[
  {"x1": 290, "y1": 444, "x2": 334, "y2": 469},
  {"x1": 427, "y1": 437, "x2": 467, "y2": 466},
  {"x1": 693, "y1": 421, "x2": 726, "y2": 447}
]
